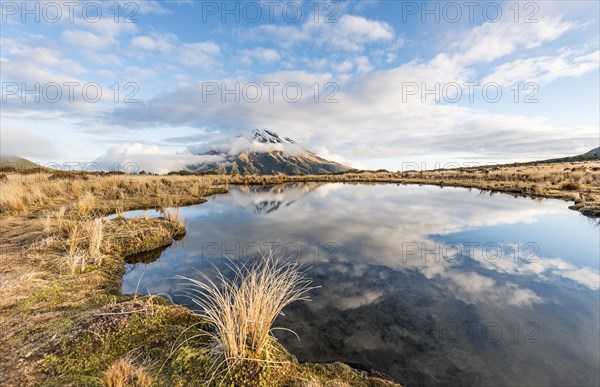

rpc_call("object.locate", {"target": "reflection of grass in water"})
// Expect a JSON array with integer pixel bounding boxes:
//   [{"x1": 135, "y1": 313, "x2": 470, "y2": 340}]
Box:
[
  {"x1": 178, "y1": 253, "x2": 317, "y2": 382},
  {"x1": 125, "y1": 244, "x2": 171, "y2": 265}
]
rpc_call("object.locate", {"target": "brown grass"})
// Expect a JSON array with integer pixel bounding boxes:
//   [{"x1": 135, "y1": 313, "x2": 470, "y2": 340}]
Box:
[
  {"x1": 76, "y1": 191, "x2": 96, "y2": 217},
  {"x1": 162, "y1": 207, "x2": 185, "y2": 229},
  {"x1": 179, "y1": 253, "x2": 315, "y2": 371},
  {"x1": 85, "y1": 219, "x2": 104, "y2": 266},
  {"x1": 104, "y1": 358, "x2": 152, "y2": 387}
]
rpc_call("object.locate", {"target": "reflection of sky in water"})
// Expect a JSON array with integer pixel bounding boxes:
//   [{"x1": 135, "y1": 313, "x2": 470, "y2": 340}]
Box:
[{"x1": 122, "y1": 183, "x2": 600, "y2": 386}]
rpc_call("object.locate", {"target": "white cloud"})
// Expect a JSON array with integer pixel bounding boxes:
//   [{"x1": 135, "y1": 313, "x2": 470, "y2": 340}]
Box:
[
  {"x1": 128, "y1": 0, "x2": 171, "y2": 15},
  {"x1": 335, "y1": 61, "x2": 354, "y2": 73},
  {"x1": 0, "y1": 126, "x2": 57, "y2": 158},
  {"x1": 0, "y1": 39, "x2": 87, "y2": 74},
  {"x1": 240, "y1": 48, "x2": 281, "y2": 64},
  {"x1": 129, "y1": 33, "x2": 220, "y2": 67},
  {"x1": 255, "y1": 14, "x2": 395, "y2": 52},
  {"x1": 314, "y1": 145, "x2": 360, "y2": 167},
  {"x1": 72, "y1": 16, "x2": 139, "y2": 41},
  {"x1": 96, "y1": 143, "x2": 225, "y2": 174},
  {"x1": 106, "y1": 61, "x2": 597, "y2": 162},
  {"x1": 484, "y1": 49, "x2": 600, "y2": 85},
  {"x1": 187, "y1": 133, "x2": 305, "y2": 156},
  {"x1": 61, "y1": 30, "x2": 117, "y2": 50},
  {"x1": 131, "y1": 34, "x2": 177, "y2": 51},
  {"x1": 452, "y1": 17, "x2": 573, "y2": 65},
  {"x1": 179, "y1": 42, "x2": 221, "y2": 66}
]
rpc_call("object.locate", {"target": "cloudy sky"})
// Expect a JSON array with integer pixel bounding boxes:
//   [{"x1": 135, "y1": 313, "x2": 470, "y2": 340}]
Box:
[{"x1": 1, "y1": 0, "x2": 599, "y2": 172}]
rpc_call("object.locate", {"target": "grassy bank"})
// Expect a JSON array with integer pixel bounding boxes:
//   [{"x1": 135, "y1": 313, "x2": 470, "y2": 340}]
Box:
[{"x1": 0, "y1": 174, "x2": 397, "y2": 386}]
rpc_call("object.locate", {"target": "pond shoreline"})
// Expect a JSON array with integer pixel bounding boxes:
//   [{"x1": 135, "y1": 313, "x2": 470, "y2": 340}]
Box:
[
  {"x1": 0, "y1": 176, "x2": 399, "y2": 385},
  {"x1": 1, "y1": 161, "x2": 598, "y2": 384}
]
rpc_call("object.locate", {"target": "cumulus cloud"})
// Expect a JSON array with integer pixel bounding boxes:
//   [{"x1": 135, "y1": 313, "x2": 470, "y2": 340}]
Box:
[
  {"x1": 106, "y1": 60, "x2": 597, "y2": 162},
  {"x1": 95, "y1": 143, "x2": 224, "y2": 174}
]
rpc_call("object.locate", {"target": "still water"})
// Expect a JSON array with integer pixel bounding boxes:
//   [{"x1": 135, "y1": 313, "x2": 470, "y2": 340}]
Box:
[{"x1": 122, "y1": 183, "x2": 600, "y2": 386}]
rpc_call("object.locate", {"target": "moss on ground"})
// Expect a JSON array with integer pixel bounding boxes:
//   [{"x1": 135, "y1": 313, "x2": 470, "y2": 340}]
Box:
[{"x1": 44, "y1": 302, "x2": 209, "y2": 386}]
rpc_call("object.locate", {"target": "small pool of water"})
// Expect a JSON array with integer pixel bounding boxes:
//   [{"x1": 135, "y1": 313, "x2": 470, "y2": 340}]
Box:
[{"x1": 122, "y1": 183, "x2": 600, "y2": 386}]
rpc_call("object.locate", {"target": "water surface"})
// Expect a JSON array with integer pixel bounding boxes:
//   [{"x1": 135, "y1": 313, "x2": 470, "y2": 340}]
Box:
[{"x1": 122, "y1": 183, "x2": 600, "y2": 386}]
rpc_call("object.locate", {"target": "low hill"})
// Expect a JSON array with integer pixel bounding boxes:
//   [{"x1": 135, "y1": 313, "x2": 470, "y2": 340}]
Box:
[
  {"x1": 540, "y1": 147, "x2": 600, "y2": 163},
  {"x1": 0, "y1": 156, "x2": 48, "y2": 171}
]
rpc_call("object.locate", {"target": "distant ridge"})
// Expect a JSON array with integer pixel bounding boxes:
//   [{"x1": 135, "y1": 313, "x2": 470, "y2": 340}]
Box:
[
  {"x1": 0, "y1": 155, "x2": 48, "y2": 171},
  {"x1": 539, "y1": 147, "x2": 600, "y2": 163}
]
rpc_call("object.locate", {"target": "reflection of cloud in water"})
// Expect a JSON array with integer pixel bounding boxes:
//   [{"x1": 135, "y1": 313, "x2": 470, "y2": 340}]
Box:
[
  {"x1": 122, "y1": 183, "x2": 600, "y2": 386},
  {"x1": 224, "y1": 184, "x2": 591, "y2": 305},
  {"x1": 125, "y1": 184, "x2": 598, "y2": 305},
  {"x1": 472, "y1": 249, "x2": 600, "y2": 291}
]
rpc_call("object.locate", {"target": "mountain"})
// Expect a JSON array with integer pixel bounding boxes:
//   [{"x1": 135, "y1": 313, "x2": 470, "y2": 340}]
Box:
[
  {"x1": 577, "y1": 147, "x2": 600, "y2": 160},
  {"x1": 0, "y1": 155, "x2": 48, "y2": 171},
  {"x1": 186, "y1": 130, "x2": 351, "y2": 175}
]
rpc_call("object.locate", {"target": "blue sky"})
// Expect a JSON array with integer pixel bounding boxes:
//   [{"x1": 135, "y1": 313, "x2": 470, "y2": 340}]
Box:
[{"x1": 1, "y1": 0, "x2": 599, "y2": 172}]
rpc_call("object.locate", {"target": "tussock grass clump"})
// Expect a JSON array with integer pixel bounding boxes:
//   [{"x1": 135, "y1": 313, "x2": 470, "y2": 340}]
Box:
[
  {"x1": 179, "y1": 253, "x2": 315, "y2": 378},
  {"x1": 76, "y1": 191, "x2": 96, "y2": 217},
  {"x1": 86, "y1": 219, "x2": 104, "y2": 266},
  {"x1": 162, "y1": 207, "x2": 185, "y2": 228},
  {"x1": 66, "y1": 221, "x2": 81, "y2": 258},
  {"x1": 64, "y1": 221, "x2": 85, "y2": 274},
  {"x1": 104, "y1": 358, "x2": 152, "y2": 387}
]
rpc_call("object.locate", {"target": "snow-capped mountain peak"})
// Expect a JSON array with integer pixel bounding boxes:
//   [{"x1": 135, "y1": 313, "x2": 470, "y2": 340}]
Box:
[
  {"x1": 186, "y1": 129, "x2": 351, "y2": 175},
  {"x1": 249, "y1": 129, "x2": 295, "y2": 145}
]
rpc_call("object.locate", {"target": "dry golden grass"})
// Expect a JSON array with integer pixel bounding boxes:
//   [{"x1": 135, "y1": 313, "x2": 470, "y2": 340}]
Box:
[
  {"x1": 63, "y1": 221, "x2": 85, "y2": 274},
  {"x1": 76, "y1": 191, "x2": 96, "y2": 217},
  {"x1": 104, "y1": 358, "x2": 152, "y2": 387},
  {"x1": 85, "y1": 219, "x2": 104, "y2": 266},
  {"x1": 0, "y1": 173, "x2": 222, "y2": 217},
  {"x1": 179, "y1": 253, "x2": 315, "y2": 369},
  {"x1": 161, "y1": 207, "x2": 185, "y2": 229}
]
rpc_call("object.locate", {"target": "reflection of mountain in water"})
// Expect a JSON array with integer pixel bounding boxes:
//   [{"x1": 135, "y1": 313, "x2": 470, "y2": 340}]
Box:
[
  {"x1": 232, "y1": 182, "x2": 325, "y2": 214},
  {"x1": 254, "y1": 200, "x2": 283, "y2": 214}
]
